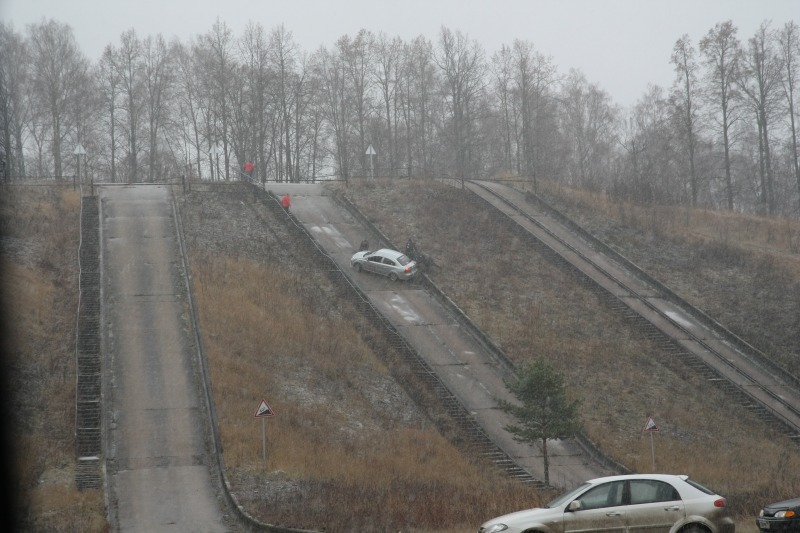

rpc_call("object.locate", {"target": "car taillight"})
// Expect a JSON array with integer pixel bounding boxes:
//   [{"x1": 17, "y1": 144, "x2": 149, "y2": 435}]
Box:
[
  {"x1": 404, "y1": 267, "x2": 411, "y2": 272},
  {"x1": 714, "y1": 498, "x2": 726, "y2": 508}
]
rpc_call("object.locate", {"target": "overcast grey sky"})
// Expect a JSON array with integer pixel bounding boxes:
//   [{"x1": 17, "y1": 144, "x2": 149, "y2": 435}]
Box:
[{"x1": 1, "y1": 0, "x2": 797, "y2": 108}]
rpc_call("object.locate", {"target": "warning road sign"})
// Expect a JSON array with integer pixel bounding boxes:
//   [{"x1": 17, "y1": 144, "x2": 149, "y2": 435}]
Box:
[
  {"x1": 642, "y1": 416, "x2": 659, "y2": 432},
  {"x1": 254, "y1": 399, "x2": 275, "y2": 418}
]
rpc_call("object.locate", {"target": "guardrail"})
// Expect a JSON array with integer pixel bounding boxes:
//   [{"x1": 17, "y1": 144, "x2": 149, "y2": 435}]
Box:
[{"x1": 75, "y1": 193, "x2": 102, "y2": 490}]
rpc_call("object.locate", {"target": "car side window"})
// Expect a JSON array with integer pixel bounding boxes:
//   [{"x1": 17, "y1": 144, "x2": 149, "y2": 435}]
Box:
[
  {"x1": 369, "y1": 256, "x2": 382, "y2": 263},
  {"x1": 383, "y1": 258, "x2": 396, "y2": 265},
  {"x1": 578, "y1": 481, "x2": 625, "y2": 510},
  {"x1": 629, "y1": 480, "x2": 679, "y2": 505}
]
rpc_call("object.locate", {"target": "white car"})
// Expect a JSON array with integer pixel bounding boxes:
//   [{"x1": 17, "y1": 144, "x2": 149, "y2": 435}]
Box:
[
  {"x1": 350, "y1": 248, "x2": 418, "y2": 281},
  {"x1": 478, "y1": 474, "x2": 735, "y2": 533}
]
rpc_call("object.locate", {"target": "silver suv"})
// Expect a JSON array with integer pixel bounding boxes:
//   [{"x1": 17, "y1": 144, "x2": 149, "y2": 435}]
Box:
[
  {"x1": 350, "y1": 248, "x2": 418, "y2": 281},
  {"x1": 478, "y1": 474, "x2": 734, "y2": 533}
]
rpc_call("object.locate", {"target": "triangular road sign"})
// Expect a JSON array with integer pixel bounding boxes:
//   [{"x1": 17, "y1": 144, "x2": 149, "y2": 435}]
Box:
[
  {"x1": 254, "y1": 399, "x2": 275, "y2": 418},
  {"x1": 642, "y1": 416, "x2": 659, "y2": 432}
]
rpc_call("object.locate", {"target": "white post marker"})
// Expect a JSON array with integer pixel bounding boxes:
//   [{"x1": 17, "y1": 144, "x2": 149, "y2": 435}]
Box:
[
  {"x1": 73, "y1": 144, "x2": 86, "y2": 186},
  {"x1": 642, "y1": 416, "x2": 659, "y2": 472},
  {"x1": 366, "y1": 144, "x2": 376, "y2": 179},
  {"x1": 254, "y1": 399, "x2": 275, "y2": 465}
]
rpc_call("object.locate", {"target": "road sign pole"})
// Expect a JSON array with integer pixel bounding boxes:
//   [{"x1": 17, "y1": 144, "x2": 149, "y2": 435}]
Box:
[
  {"x1": 254, "y1": 398, "x2": 275, "y2": 465},
  {"x1": 262, "y1": 417, "x2": 266, "y2": 465},
  {"x1": 650, "y1": 432, "x2": 655, "y2": 472},
  {"x1": 642, "y1": 416, "x2": 658, "y2": 472}
]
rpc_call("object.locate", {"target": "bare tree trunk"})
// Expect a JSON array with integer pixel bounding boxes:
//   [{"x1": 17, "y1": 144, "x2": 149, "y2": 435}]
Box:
[
  {"x1": 542, "y1": 438, "x2": 550, "y2": 486},
  {"x1": 701, "y1": 21, "x2": 741, "y2": 211}
]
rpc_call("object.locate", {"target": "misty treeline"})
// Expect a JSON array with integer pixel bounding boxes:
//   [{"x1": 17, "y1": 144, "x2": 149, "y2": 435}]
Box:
[{"x1": 1, "y1": 17, "x2": 799, "y2": 216}]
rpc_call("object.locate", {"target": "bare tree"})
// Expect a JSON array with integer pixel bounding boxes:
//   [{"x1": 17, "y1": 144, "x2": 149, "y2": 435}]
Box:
[
  {"x1": 343, "y1": 29, "x2": 374, "y2": 176},
  {"x1": 302, "y1": 64, "x2": 327, "y2": 181},
  {"x1": 269, "y1": 24, "x2": 300, "y2": 182},
  {"x1": 97, "y1": 45, "x2": 121, "y2": 182},
  {"x1": 435, "y1": 27, "x2": 486, "y2": 178},
  {"x1": 373, "y1": 32, "x2": 403, "y2": 173},
  {"x1": 738, "y1": 22, "x2": 782, "y2": 214},
  {"x1": 778, "y1": 21, "x2": 800, "y2": 208},
  {"x1": 0, "y1": 23, "x2": 28, "y2": 180},
  {"x1": 235, "y1": 22, "x2": 270, "y2": 182},
  {"x1": 616, "y1": 86, "x2": 675, "y2": 204},
  {"x1": 561, "y1": 69, "x2": 616, "y2": 191},
  {"x1": 290, "y1": 52, "x2": 310, "y2": 181},
  {"x1": 172, "y1": 40, "x2": 206, "y2": 180},
  {"x1": 513, "y1": 40, "x2": 558, "y2": 186},
  {"x1": 700, "y1": 21, "x2": 742, "y2": 210},
  {"x1": 671, "y1": 35, "x2": 703, "y2": 206},
  {"x1": 491, "y1": 44, "x2": 517, "y2": 172},
  {"x1": 116, "y1": 29, "x2": 145, "y2": 183},
  {"x1": 403, "y1": 35, "x2": 436, "y2": 177},
  {"x1": 314, "y1": 43, "x2": 351, "y2": 180},
  {"x1": 141, "y1": 34, "x2": 174, "y2": 182},
  {"x1": 200, "y1": 18, "x2": 236, "y2": 181},
  {"x1": 27, "y1": 19, "x2": 88, "y2": 180}
]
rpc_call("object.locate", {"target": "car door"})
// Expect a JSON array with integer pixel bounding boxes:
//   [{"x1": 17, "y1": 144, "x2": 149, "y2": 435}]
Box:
[
  {"x1": 366, "y1": 255, "x2": 384, "y2": 275},
  {"x1": 625, "y1": 479, "x2": 685, "y2": 533},
  {"x1": 563, "y1": 481, "x2": 627, "y2": 533},
  {"x1": 382, "y1": 257, "x2": 398, "y2": 277}
]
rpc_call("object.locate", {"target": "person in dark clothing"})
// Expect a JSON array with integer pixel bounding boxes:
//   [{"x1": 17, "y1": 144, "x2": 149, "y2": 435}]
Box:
[
  {"x1": 405, "y1": 238, "x2": 417, "y2": 260},
  {"x1": 359, "y1": 239, "x2": 369, "y2": 251}
]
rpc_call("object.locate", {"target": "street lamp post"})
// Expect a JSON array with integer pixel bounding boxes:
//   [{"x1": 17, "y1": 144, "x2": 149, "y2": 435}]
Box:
[
  {"x1": 366, "y1": 144, "x2": 376, "y2": 180},
  {"x1": 73, "y1": 144, "x2": 87, "y2": 190}
]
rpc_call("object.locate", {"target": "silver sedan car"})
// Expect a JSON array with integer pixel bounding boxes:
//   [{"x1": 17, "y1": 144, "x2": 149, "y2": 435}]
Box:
[
  {"x1": 478, "y1": 474, "x2": 735, "y2": 533},
  {"x1": 350, "y1": 248, "x2": 418, "y2": 281}
]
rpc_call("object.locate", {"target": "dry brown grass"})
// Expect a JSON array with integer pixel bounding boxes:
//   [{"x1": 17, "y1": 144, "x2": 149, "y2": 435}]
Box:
[
  {"x1": 180, "y1": 191, "x2": 546, "y2": 532},
  {"x1": 6, "y1": 180, "x2": 797, "y2": 532},
  {"x1": 341, "y1": 178, "x2": 800, "y2": 526},
  {"x1": 540, "y1": 182, "x2": 800, "y2": 261},
  {"x1": 531, "y1": 179, "x2": 800, "y2": 376},
  {"x1": 2, "y1": 186, "x2": 107, "y2": 532}
]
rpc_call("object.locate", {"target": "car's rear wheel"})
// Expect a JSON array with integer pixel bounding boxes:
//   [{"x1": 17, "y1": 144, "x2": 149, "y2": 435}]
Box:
[{"x1": 388, "y1": 272, "x2": 398, "y2": 282}]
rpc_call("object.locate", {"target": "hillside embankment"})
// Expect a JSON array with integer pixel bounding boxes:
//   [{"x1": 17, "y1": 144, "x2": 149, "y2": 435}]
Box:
[{"x1": 4, "y1": 179, "x2": 799, "y2": 532}]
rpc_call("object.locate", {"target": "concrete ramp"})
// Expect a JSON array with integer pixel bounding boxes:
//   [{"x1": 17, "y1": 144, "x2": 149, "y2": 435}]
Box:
[{"x1": 101, "y1": 185, "x2": 228, "y2": 533}]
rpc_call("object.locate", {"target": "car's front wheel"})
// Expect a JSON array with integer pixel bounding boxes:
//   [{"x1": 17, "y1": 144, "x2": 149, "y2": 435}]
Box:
[{"x1": 354, "y1": 263, "x2": 362, "y2": 272}]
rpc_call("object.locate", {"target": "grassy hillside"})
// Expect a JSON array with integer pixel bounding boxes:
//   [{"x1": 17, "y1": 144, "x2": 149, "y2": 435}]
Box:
[
  {"x1": 1, "y1": 187, "x2": 106, "y2": 532},
  {"x1": 176, "y1": 185, "x2": 540, "y2": 532},
  {"x1": 5, "y1": 179, "x2": 799, "y2": 532},
  {"x1": 341, "y1": 178, "x2": 800, "y2": 524}
]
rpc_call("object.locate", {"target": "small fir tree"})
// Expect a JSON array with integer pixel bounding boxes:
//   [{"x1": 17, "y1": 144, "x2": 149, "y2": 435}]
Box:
[{"x1": 498, "y1": 358, "x2": 583, "y2": 486}]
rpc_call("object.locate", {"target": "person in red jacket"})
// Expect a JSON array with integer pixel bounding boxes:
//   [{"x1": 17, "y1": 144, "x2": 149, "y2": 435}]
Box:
[{"x1": 281, "y1": 193, "x2": 291, "y2": 211}]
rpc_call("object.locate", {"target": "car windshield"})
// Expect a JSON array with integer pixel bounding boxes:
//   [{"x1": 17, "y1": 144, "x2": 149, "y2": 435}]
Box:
[{"x1": 545, "y1": 483, "x2": 591, "y2": 508}]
